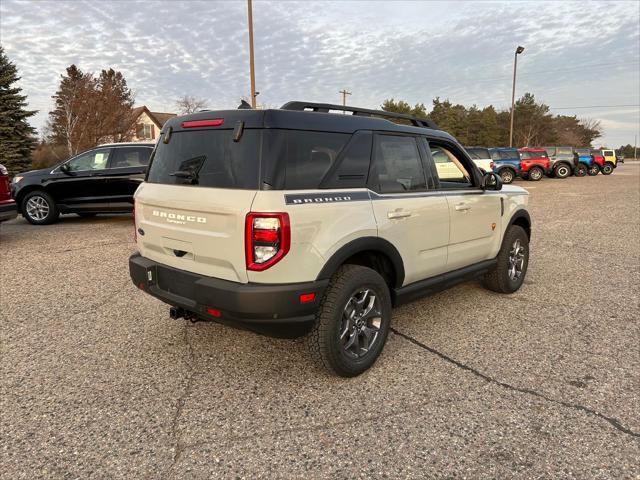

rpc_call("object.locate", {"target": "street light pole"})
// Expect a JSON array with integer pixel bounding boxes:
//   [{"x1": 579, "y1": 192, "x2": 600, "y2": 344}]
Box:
[
  {"x1": 247, "y1": 0, "x2": 257, "y2": 108},
  {"x1": 509, "y1": 46, "x2": 525, "y2": 147}
]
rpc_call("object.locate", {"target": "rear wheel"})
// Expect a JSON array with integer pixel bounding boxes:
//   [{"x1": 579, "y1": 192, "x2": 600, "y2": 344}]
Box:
[
  {"x1": 21, "y1": 190, "x2": 59, "y2": 225},
  {"x1": 306, "y1": 265, "x2": 392, "y2": 377},
  {"x1": 602, "y1": 163, "x2": 614, "y2": 175},
  {"x1": 574, "y1": 164, "x2": 587, "y2": 177},
  {"x1": 527, "y1": 166, "x2": 544, "y2": 181},
  {"x1": 499, "y1": 168, "x2": 515, "y2": 184},
  {"x1": 587, "y1": 165, "x2": 600, "y2": 176},
  {"x1": 554, "y1": 163, "x2": 571, "y2": 179},
  {"x1": 483, "y1": 225, "x2": 529, "y2": 294}
]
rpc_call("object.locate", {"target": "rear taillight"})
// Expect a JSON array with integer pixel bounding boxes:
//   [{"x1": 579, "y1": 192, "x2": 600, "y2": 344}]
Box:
[{"x1": 245, "y1": 212, "x2": 290, "y2": 271}]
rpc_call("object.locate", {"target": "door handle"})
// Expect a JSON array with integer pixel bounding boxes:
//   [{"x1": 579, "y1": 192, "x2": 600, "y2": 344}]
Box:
[
  {"x1": 387, "y1": 209, "x2": 412, "y2": 219},
  {"x1": 455, "y1": 203, "x2": 471, "y2": 212}
]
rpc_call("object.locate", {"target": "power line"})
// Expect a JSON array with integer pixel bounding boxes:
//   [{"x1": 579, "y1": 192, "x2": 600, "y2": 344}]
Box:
[{"x1": 549, "y1": 104, "x2": 640, "y2": 109}]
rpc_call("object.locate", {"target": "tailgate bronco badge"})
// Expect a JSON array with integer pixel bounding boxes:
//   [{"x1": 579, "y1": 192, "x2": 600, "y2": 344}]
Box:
[{"x1": 152, "y1": 209, "x2": 207, "y2": 225}]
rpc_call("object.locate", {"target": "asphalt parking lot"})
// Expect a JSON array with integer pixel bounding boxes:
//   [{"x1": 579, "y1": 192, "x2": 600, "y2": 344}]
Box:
[{"x1": 1, "y1": 165, "x2": 639, "y2": 479}]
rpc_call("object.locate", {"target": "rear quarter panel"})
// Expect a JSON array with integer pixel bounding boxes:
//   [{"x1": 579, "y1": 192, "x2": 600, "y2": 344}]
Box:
[{"x1": 248, "y1": 189, "x2": 377, "y2": 284}]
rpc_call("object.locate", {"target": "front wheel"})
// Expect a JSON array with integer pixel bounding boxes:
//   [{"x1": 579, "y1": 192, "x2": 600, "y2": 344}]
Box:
[
  {"x1": 306, "y1": 265, "x2": 392, "y2": 377},
  {"x1": 21, "y1": 190, "x2": 59, "y2": 225},
  {"x1": 554, "y1": 163, "x2": 571, "y2": 179},
  {"x1": 499, "y1": 169, "x2": 515, "y2": 184},
  {"x1": 587, "y1": 165, "x2": 600, "y2": 176},
  {"x1": 483, "y1": 225, "x2": 529, "y2": 294},
  {"x1": 602, "y1": 163, "x2": 614, "y2": 175},
  {"x1": 574, "y1": 164, "x2": 587, "y2": 177},
  {"x1": 527, "y1": 167, "x2": 544, "y2": 181}
]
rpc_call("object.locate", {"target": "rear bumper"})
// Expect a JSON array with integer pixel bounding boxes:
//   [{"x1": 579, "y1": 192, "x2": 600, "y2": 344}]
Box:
[
  {"x1": 0, "y1": 201, "x2": 18, "y2": 222},
  {"x1": 129, "y1": 253, "x2": 328, "y2": 324}
]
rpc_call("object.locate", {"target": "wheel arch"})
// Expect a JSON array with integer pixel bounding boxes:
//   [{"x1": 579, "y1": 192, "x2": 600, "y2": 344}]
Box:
[
  {"x1": 15, "y1": 185, "x2": 51, "y2": 208},
  {"x1": 316, "y1": 237, "x2": 405, "y2": 289},
  {"x1": 507, "y1": 209, "x2": 531, "y2": 240}
]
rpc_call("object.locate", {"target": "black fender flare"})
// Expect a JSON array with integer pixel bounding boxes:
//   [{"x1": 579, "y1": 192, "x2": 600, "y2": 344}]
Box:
[
  {"x1": 506, "y1": 209, "x2": 531, "y2": 239},
  {"x1": 316, "y1": 236, "x2": 405, "y2": 288}
]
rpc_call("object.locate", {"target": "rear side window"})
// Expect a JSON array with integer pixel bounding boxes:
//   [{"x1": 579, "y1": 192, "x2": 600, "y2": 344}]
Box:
[
  {"x1": 466, "y1": 148, "x2": 490, "y2": 160},
  {"x1": 520, "y1": 151, "x2": 531, "y2": 159},
  {"x1": 499, "y1": 150, "x2": 519, "y2": 160},
  {"x1": 369, "y1": 135, "x2": 426, "y2": 193},
  {"x1": 263, "y1": 130, "x2": 350, "y2": 190},
  {"x1": 557, "y1": 147, "x2": 573, "y2": 155},
  {"x1": 147, "y1": 130, "x2": 261, "y2": 189},
  {"x1": 320, "y1": 131, "x2": 372, "y2": 189},
  {"x1": 110, "y1": 147, "x2": 152, "y2": 168}
]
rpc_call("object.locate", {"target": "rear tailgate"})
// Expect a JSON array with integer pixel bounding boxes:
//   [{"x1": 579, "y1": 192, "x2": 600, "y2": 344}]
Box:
[
  {"x1": 135, "y1": 183, "x2": 256, "y2": 283},
  {"x1": 135, "y1": 115, "x2": 264, "y2": 284}
]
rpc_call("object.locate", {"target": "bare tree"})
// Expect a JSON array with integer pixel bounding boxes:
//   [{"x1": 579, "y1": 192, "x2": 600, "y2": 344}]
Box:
[
  {"x1": 175, "y1": 95, "x2": 208, "y2": 114},
  {"x1": 49, "y1": 65, "x2": 134, "y2": 156}
]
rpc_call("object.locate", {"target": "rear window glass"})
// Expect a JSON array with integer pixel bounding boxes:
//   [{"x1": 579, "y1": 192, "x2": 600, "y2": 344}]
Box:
[
  {"x1": 466, "y1": 148, "x2": 490, "y2": 160},
  {"x1": 575, "y1": 149, "x2": 590, "y2": 155},
  {"x1": 557, "y1": 147, "x2": 573, "y2": 155},
  {"x1": 263, "y1": 130, "x2": 350, "y2": 190},
  {"x1": 147, "y1": 130, "x2": 261, "y2": 189}
]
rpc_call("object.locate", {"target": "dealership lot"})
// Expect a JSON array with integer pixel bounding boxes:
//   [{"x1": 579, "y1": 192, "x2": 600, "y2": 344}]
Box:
[{"x1": 1, "y1": 166, "x2": 638, "y2": 478}]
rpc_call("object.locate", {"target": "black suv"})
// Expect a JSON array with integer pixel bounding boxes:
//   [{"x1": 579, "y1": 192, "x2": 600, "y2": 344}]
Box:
[{"x1": 12, "y1": 143, "x2": 154, "y2": 225}]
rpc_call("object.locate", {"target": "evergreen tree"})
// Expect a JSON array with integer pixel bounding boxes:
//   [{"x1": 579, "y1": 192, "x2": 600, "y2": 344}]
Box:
[{"x1": 0, "y1": 46, "x2": 37, "y2": 174}]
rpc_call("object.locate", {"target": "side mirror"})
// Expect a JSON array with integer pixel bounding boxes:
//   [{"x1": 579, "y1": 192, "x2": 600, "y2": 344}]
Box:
[
  {"x1": 59, "y1": 163, "x2": 71, "y2": 174},
  {"x1": 482, "y1": 172, "x2": 502, "y2": 191}
]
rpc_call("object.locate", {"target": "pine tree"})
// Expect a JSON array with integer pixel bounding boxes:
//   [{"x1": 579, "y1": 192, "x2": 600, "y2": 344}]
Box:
[{"x1": 0, "y1": 46, "x2": 37, "y2": 174}]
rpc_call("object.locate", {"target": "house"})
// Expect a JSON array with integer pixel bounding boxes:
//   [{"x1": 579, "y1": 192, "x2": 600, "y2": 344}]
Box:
[{"x1": 130, "y1": 106, "x2": 176, "y2": 142}]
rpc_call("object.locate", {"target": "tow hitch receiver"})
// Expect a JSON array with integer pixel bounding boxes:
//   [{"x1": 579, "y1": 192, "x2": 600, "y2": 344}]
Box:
[{"x1": 169, "y1": 306, "x2": 198, "y2": 322}]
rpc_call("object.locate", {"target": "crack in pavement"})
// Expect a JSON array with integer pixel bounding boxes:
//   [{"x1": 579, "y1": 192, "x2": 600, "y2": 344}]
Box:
[
  {"x1": 167, "y1": 323, "x2": 196, "y2": 477},
  {"x1": 167, "y1": 389, "x2": 483, "y2": 462},
  {"x1": 390, "y1": 328, "x2": 640, "y2": 439}
]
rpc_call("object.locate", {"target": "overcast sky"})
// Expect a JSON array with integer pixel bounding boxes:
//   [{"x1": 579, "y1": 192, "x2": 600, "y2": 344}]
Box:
[{"x1": 1, "y1": 0, "x2": 639, "y2": 147}]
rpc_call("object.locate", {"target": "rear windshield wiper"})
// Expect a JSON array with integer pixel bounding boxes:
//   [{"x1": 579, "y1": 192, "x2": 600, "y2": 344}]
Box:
[{"x1": 170, "y1": 170, "x2": 199, "y2": 184}]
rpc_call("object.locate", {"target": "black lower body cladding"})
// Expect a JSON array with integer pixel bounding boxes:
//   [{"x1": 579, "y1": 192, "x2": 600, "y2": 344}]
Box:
[{"x1": 129, "y1": 253, "x2": 328, "y2": 332}]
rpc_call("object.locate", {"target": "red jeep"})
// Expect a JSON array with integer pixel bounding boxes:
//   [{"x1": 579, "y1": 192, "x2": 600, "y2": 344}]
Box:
[
  {"x1": 518, "y1": 148, "x2": 551, "y2": 181},
  {"x1": 589, "y1": 150, "x2": 605, "y2": 175},
  {"x1": 0, "y1": 164, "x2": 18, "y2": 223}
]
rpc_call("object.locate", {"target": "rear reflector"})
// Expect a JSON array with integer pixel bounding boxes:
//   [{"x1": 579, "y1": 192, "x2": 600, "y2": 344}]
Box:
[
  {"x1": 299, "y1": 293, "x2": 316, "y2": 304},
  {"x1": 206, "y1": 307, "x2": 221, "y2": 317},
  {"x1": 181, "y1": 118, "x2": 224, "y2": 128}
]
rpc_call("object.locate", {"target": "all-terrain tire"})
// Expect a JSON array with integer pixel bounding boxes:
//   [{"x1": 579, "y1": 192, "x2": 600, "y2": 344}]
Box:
[
  {"x1": 587, "y1": 165, "x2": 600, "y2": 176},
  {"x1": 306, "y1": 265, "x2": 392, "y2": 377},
  {"x1": 482, "y1": 225, "x2": 529, "y2": 294},
  {"x1": 602, "y1": 163, "x2": 614, "y2": 175},
  {"x1": 574, "y1": 164, "x2": 587, "y2": 177},
  {"x1": 527, "y1": 166, "x2": 544, "y2": 181},
  {"x1": 554, "y1": 163, "x2": 571, "y2": 179},
  {"x1": 21, "y1": 190, "x2": 59, "y2": 225},
  {"x1": 499, "y1": 168, "x2": 515, "y2": 184}
]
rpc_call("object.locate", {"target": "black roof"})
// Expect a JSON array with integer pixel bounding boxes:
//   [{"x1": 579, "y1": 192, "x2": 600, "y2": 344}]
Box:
[{"x1": 162, "y1": 101, "x2": 454, "y2": 141}]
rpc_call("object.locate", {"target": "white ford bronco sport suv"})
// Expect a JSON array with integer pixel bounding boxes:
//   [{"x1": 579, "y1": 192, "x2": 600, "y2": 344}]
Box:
[{"x1": 130, "y1": 102, "x2": 531, "y2": 377}]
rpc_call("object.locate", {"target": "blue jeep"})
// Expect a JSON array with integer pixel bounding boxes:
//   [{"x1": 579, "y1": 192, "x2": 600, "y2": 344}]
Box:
[
  {"x1": 489, "y1": 148, "x2": 521, "y2": 184},
  {"x1": 574, "y1": 148, "x2": 594, "y2": 177}
]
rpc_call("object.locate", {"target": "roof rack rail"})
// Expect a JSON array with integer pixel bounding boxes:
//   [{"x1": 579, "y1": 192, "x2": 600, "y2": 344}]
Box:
[{"x1": 280, "y1": 101, "x2": 439, "y2": 130}]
